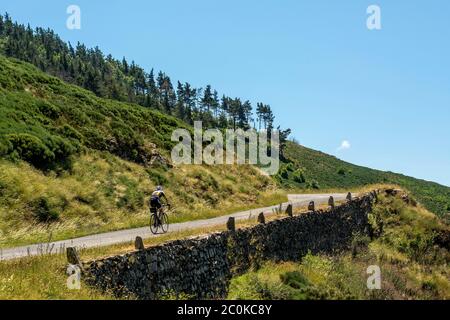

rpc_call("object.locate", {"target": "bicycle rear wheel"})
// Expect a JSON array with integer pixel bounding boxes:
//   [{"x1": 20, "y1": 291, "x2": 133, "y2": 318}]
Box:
[
  {"x1": 160, "y1": 212, "x2": 169, "y2": 233},
  {"x1": 150, "y1": 214, "x2": 159, "y2": 234}
]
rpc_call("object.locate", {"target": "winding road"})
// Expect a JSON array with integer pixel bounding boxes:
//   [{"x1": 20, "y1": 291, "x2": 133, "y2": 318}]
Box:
[{"x1": 0, "y1": 193, "x2": 350, "y2": 261}]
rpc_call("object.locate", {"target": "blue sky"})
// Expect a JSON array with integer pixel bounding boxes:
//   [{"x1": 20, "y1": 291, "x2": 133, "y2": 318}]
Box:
[{"x1": 2, "y1": 0, "x2": 450, "y2": 186}]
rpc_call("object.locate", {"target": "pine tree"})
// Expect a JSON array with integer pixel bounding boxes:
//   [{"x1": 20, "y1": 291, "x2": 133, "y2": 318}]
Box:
[
  {"x1": 201, "y1": 85, "x2": 213, "y2": 113},
  {"x1": 122, "y1": 57, "x2": 129, "y2": 75},
  {"x1": 256, "y1": 103, "x2": 264, "y2": 130},
  {"x1": 264, "y1": 105, "x2": 275, "y2": 132},
  {"x1": 238, "y1": 100, "x2": 252, "y2": 129},
  {"x1": 183, "y1": 82, "x2": 196, "y2": 124},
  {"x1": 212, "y1": 90, "x2": 220, "y2": 118},
  {"x1": 0, "y1": 14, "x2": 4, "y2": 35},
  {"x1": 146, "y1": 69, "x2": 158, "y2": 107},
  {"x1": 228, "y1": 98, "x2": 242, "y2": 130},
  {"x1": 0, "y1": 13, "x2": 280, "y2": 131},
  {"x1": 175, "y1": 81, "x2": 186, "y2": 120}
]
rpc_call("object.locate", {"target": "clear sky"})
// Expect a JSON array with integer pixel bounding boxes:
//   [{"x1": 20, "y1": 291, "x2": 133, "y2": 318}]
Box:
[{"x1": 2, "y1": 0, "x2": 450, "y2": 186}]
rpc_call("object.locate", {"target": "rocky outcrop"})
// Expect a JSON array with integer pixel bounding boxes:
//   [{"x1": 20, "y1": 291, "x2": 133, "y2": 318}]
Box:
[{"x1": 82, "y1": 192, "x2": 378, "y2": 300}]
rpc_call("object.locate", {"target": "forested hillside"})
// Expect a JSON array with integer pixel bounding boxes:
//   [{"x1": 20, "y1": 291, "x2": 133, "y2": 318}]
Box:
[
  {"x1": 229, "y1": 193, "x2": 450, "y2": 300},
  {"x1": 0, "y1": 55, "x2": 281, "y2": 247},
  {"x1": 0, "y1": 13, "x2": 448, "y2": 249},
  {"x1": 277, "y1": 142, "x2": 450, "y2": 216},
  {"x1": 0, "y1": 13, "x2": 278, "y2": 131}
]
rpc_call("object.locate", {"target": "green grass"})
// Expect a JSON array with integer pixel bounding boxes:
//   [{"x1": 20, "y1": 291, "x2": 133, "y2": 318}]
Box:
[
  {"x1": 0, "y1": 55, "x2": 284, "y2": 248},
  {"x1": 0, "y1": 53, "x2": 449, "y2": 251},
  {"x1": 0, "y1": 154, "x2": 285, "y2": 248},
  {"x1": 280, "y1": 141, "x2": 450, "y2": 217},
  {"x1": 0, "y1": 54, "x2": 187, "y2": 167},
  {"x1": 0, "y1": 215, "x2": 271, "y2": 300},
  {"x1": 1, "y1": 190, "x2": 448, "y2": 300},
  {"x1": 0, "y1": 253, "x2": 115, "y2": 300},
  {"x1": 228, "y1": 193, "x2": 450, "y2": 300}
]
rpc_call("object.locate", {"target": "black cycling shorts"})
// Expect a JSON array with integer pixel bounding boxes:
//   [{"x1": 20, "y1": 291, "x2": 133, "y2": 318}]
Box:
[{"x1": 150, "y1": 197, "x2": 161, "y2": 212}]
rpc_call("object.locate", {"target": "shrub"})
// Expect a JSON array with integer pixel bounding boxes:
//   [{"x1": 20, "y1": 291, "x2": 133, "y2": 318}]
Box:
[
  {"x1": 0, "y1": 137, "x2": 12, "y2": 156},
  {"x1": 74, "y1": 193, "x2": 101, "y2": 210},
  {"x1": 367, "y1": 212, "x2": 384, "y2": 238},
  {"x1": 117, "y1": 188, "x2": 144, "y2": 211},
  {"x1": 280, "y1": 271, "x2": 309, "y2": 289},
  {"x1": 5, "y1": 133, "x2": 76, "y2": 169},
  {"x1": 109, "y1": 120, "x2": 143, "y2": 162},
  {"x1": 279, "y1": 268, "x2": 354, "y2": 300},
  {"x1": 285, "y1": 163, "x2": 295, "y2": 172},
  {"x1": 203, "y1": 192, "x2": 219, "y2": 206},
  {"x1": 0, "y1": 178, "x2": 5, "y2": 197},
  {"x1": 351, "y1": 232, "x2": 371, "y2": 257},
  {"x1": 32, "y1": 197, "x2": 59, "y2": 223},
  {"x1": 6, "y1": 133, "x2": 54, "y2": 167},
  {"x1": 338, "y1": 168, "x2": 346, "y2": 176},
  {"x1": 189, "y1": 171, "x2": 220, "y2": 196},
  {"x1": 46, "y1": 135, "x2": 77, "y2": 161},
  {"x1": 278, "y1": 166, "x2": 289, "y2": 179},
  {"x1": 306, "y1": 180, "x2": 320, "y2": 189},
  {"x1": 204, "y1": 173, "x2": 219, "y2": 190},
  {"x1": 83, "y1": 128, "x2": 109, "y2": 151},
  {"x1": 37, "y1": 101, "x2": 60, "y2": 120},
  {"x1": 116, "y1": 176, "x2": 145, "y2": 211},
  {"x1": 403, "y1": 232, "x2": 435, "y2": 262},
  {"x1": 421, "y1": 279, "x2": 438, "y2": 293},
  {"x1": 243, "y1": 274, "x2": 293, "y2": 300},
  {"x1": 56, "y1": 124, "x2": 83, "y2": 141},
  {"x1": 292, "y1": 169, "x2": 306, "y2": 183},
  {"x1": 147, "y1": 168, "x2": 168, "y2": 186}
]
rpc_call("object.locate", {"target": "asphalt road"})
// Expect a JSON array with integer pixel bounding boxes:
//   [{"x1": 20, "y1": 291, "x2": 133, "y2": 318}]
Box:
[{"x1": 0, "y1": 193, "x2": 350, "y2": 261}]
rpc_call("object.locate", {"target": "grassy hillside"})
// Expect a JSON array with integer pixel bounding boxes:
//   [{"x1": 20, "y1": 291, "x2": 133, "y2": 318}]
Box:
[
  {"x1": 0, "y1": 209, "x2": 278, "y2": 300},
  {"x1": 2, "y1": 190, "x2": 447, "y2": 300},
  {"x1": 278, "y1": 141, "x2": 450, "y2": 217},
  {"x1": 0, "y1": 55, "x2": 282, "y2": 247},
  {"x1": 0, "y1": 54, "x2": 448, "y2": 249},
  {"x1": 229, "y1": 192, "x2": 450, "y2": 300}
]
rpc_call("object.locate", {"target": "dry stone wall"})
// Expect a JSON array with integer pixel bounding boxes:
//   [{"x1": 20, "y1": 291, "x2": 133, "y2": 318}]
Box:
[{"x1": 82, "y1": 192, "x2": 377, "y2": 299}]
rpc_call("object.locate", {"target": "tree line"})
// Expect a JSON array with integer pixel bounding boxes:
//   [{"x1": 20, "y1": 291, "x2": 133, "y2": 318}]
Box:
[{"x1": 0, "y1": 13, "x2": 289, "y2": 135}]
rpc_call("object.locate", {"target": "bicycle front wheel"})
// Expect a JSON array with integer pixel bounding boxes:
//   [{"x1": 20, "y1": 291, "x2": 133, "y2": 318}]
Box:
[
  {"x1": 150, "y1": 214, "x2": 159, "y2": 234},
  {"x1": 160, "y1": 212, "x2": 169, "y2": 233}
]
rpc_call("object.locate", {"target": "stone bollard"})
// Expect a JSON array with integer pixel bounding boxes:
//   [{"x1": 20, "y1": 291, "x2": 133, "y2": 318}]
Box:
[
  {"x1": 346, "y1": 192, "x2": 352, "y2": 201},
  {"x1": 308, "y1": 201, "x2": 315, "y2": 211},
  {"x1": 286, "y1": 204, "x2": 293, "y2": 217},
  {"x1": 328, "y1": 196, "x2": 335, "y2": 208},
  {"x1": 67, "y1": 247, "x2": 81, "y2": 266},
  {"x1": 227, "y1": 217, "x2": 236, "y2": 232},
  {"x1": 257, "y1": 212, "x2": 265, "y2": 224},
  {"x1": 135, "y1": 236, "x2": 145, "y2": 251}
]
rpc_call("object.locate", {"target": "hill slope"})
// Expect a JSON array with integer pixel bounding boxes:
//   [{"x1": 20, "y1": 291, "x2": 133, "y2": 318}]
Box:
[
  {"x1": 229, "y1": 192, "x2": 450, "y2": 300},
  {"x1": 0, "y1": 55, "x2": 448, "y2": 248},
  {"x1": 0, "y1": 55, "x2": 281, "y2": 247},
  {"x1": 278, "y1": 141, "x2": 450, "y2": 217}
]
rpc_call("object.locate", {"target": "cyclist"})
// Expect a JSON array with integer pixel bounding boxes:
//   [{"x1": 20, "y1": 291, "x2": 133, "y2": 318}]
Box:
[{"x1": 150, "y1": 185, "x2": 169, "y2": 214}]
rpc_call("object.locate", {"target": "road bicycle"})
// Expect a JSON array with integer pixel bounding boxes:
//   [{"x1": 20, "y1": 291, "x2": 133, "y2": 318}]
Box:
[{"x1": 150, "y1": 204, "x2": 170, "y2": 234}]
